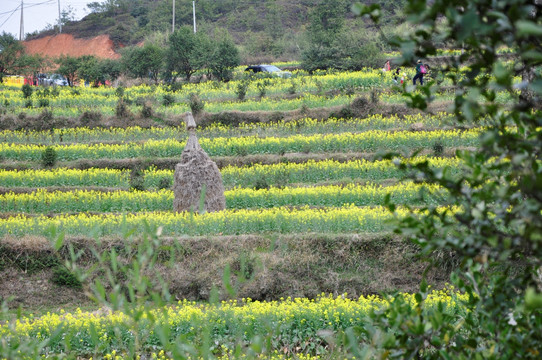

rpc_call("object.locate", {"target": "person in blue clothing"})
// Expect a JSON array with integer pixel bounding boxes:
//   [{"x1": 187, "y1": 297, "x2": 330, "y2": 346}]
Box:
[{"x1": 413, "y1": 59, "x2": 426, "y2": 85}]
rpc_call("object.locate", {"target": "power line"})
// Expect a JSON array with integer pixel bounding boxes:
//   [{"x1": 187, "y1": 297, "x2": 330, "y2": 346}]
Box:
[
  {"x1": 0, "y1": 5, "x2": 21, "y2": 30},
  {"x1": 0, "y1": 6, "x2": 21, "y2": 17}
]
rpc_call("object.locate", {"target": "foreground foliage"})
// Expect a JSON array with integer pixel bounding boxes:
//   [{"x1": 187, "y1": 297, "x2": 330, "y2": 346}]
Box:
[{"x1": 352, "y1": 0, "x2": 542, "y2": 357}]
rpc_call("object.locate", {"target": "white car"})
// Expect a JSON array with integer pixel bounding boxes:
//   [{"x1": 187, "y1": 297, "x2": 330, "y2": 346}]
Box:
[
  {"x1": 49, "y1": 74, "x2": 68, "y2": 86},
  {"x1": 245, "y1": 64, "x2": 292, "y2": 78}
]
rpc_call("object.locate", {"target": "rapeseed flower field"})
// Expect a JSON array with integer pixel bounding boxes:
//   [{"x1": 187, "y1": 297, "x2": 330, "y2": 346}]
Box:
[{"x1": 0, "y1": 65, "x2": 486, "y2": 358}]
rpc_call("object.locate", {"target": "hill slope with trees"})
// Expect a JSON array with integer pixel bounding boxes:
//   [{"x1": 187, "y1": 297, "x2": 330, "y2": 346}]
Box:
[{"x1": 26, "y1": 0, "x2": 408, "y2": 63}]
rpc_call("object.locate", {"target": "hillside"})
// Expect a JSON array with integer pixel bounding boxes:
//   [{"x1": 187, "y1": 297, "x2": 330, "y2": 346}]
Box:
[
  {"x1": 24, "y1": 34, "x2": 120, "y2": 60},
  {"x1": 26, "y1": 0, "x2": 407, "y2": 62}
]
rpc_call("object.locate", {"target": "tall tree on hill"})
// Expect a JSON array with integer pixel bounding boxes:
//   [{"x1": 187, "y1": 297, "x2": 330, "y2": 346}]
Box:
[
  {"x1": 208, "y1": 32, "x2": 240, "y2": 82},
  {"x1": 87, "y1": 0, "x2": 128, "y2": 14},
  {"x1": 301, "y1": 0, "x2": 348, "y2": 72},
  {"x1": 166, "y1": 26, "x2": 210, "y2": 82},
  {"x1": 122, "y1": 43, "x2": 164, "y2": 82}
]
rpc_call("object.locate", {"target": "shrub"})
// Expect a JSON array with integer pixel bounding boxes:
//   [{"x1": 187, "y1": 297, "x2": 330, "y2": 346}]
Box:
[
  {"x1": 254, "y1": 177, "x2": 269, "y2": 190},
  {"x1": 256, "y1": 80, "x2": 269, "y2": 99},
  {"x1": 141, "y1": 102, "x2": 153, "y2": 118},
  {"x1": 235, "y1": 81, "x2": 249, "y2": 101},
  {"x1": 162, "y1": 94, "x2": 175, "y2": 107},
  {"x1": 189, "y1": 93, "x2": 204, "y2": 115},
  {"x1": 25, "y1": 100, "x2": 33, "y2": 108},
  {"x1": 79, "y1": 111, "x2": 102, "y2": 126},
  {"x1": 51, "y1": 266, "x2": 82, "y2": 289},
  {"x1": 115, "y1": 86, "x2": 125, "y2": 98},
  {"x1": 330, "y1": 106, "x2": 355, "y2": 119},
  {"x1": 432, "y1": 142, "x2": 444, "y2": 156},
  {"x1": 158, "y1": 177, "x2": 172, "y2": 190},
  {"x1": 41, "y1": 146, "x2": 57, "y2": 168},
  {"x1": 116, "y1": 98, "x2": 131, "y2": 118},
  {"x1": 168, "y1": 82, "x2": 184, "y2": 93},
  {"x1": 130, "y1": 167, "x2": 146, "y2": 191},
  {"x1": 314, "y1": 79, "x2": 324, "y2": 95},
  {"x1": 21, "y1": 84, "x2": 33, "y2": 99},
  {"x1": 287, "y1": 80, "x2": 297, "y2": 95},
  {"x1": 38, "y1": 98, "x2": 50, "y2": 108}
]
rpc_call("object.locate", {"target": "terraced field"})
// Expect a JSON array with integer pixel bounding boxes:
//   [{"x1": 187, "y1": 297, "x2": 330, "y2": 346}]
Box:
[{"x1": 0, "y1": 67, "x2": 476, "y2": 358}]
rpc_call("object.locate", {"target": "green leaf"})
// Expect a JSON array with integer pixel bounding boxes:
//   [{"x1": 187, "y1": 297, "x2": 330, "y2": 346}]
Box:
[
  {"x1": 53, "y1": 231, "x2": 65, "y2": 252},
  {"x1": 351, "y1": 3, "x2": 381, "y2": 23},
  {"x1": 525, "y1": 287, "x2": 542, "y2": 310},
  {"x1": 515, "y1": 20, "x2": 542, "y2": 37},
  {"x1": 529, "y1": 79, "x2": 542, "y2": 95},
  {"x1": 222, "y1": 265, "x2": 236, "y2": 298}
]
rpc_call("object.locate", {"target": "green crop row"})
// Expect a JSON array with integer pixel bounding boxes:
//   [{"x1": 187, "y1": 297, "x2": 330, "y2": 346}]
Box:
[
  {"x1": 0, "y1": 205, "x2": 459, "y2": 237},
  {"x1": 0, "y1": 128, "x2": 480, "y2": 161},
  {"x1": 0, "y1": 157, "x2": 464, "y2": 189},
  {"x1": 0, "y1": 183, "x2": 444, "y2": 214},
  {"x1": 0, "y1": 113, "x2": 459, "y2": 145}
]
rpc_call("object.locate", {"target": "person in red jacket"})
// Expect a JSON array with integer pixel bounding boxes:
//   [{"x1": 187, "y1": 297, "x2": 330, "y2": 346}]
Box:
[{"x1": 384, "y1": 60, "x2": 391, "y2": 72}]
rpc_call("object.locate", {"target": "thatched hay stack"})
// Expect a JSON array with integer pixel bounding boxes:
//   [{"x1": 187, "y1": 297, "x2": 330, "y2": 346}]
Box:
[{"x1": 173, "y1": 112, "x2": 226, "y2": 213}]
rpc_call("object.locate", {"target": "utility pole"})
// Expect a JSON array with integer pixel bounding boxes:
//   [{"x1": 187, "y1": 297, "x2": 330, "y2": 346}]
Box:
[
  {"x1": 58, "y1": 0, "x2": 62, "y2": 33},
  {"x1": 19, "y1": 0, "x2": 24, "y2": 41},
  {"x1": 192, "y1": 1, "x2": 196, "y2": 33},
  {"x1": 172, "y1": 0, "x2": 175, "y2": 33}
]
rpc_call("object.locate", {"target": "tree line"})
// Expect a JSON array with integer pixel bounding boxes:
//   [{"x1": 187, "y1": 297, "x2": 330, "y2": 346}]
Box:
[
  {"x1": 1, "y1": 0, "x2": 403, "y2": 85},
  {"x1": 0, "y1": 26, "x2": 240, "y2": 86}
]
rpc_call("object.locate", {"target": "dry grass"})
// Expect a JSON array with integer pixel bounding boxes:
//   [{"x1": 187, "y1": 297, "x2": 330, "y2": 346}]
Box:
[{"x1": 0, "y1": 233, "x2": 450, "y2": 309}]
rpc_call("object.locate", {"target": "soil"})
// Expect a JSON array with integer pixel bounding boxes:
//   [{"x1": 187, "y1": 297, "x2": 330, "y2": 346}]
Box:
[{"x1": 23, "y1": 34, "x2": 120, "y2": 60}]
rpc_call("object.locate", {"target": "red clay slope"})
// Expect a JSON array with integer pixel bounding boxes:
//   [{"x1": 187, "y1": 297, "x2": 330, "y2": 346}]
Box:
[{"x1": 24, "y1": 34, "x2": 120, "y2": 59}]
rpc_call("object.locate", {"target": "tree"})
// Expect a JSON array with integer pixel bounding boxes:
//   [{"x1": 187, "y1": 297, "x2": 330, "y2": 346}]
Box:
[
  {"x1": 18, "y1": 54, "x2": 49, "y2": 78},
  {"x1": 60, "y1": 5, "x2": 77, "y2": 26},
  {"x1": 0, "y1": 32, "x2": 24, "y2": 82},
  {"x1": 56, "y1": 55, "x2": 81, "y2": 86},
  {"x1": 99, "y1": 58, "x2": 122, "y2": 83},
  {"x1": 166, "y1": 26, "x2": 208, "y2": 82},
  {"x1": 352, "y1": 0, "x2": 542, "y2": 357},
  {"x1": 301, "y1": 0, "x2": 348, "y2": 71},
  {"x1": 87, "y1": 0, "x2": 128, "y2": 14},
  {"x1": 121, "y1": 43, "x2": 164, "y2": 82},
  {"x1": 208, "y1": 33, "x2": 240, "y2": 82},
  {"x1": 77, "y1": 55, "x2": 102, "y2": 86}
]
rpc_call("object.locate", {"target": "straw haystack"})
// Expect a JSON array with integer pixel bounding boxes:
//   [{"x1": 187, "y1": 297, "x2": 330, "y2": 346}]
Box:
[{"x1": 173, "y1": 112, "x2": 226, "y2": 213}]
